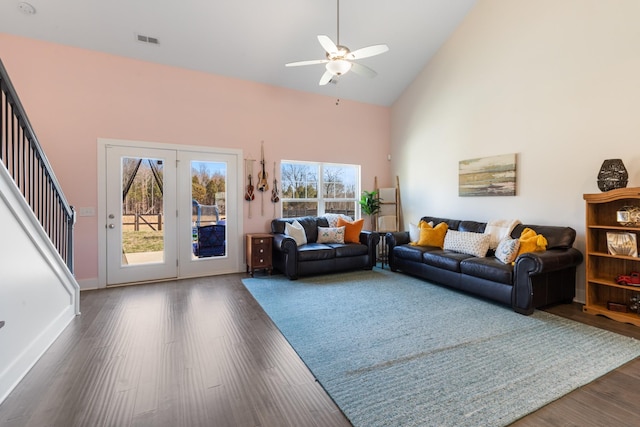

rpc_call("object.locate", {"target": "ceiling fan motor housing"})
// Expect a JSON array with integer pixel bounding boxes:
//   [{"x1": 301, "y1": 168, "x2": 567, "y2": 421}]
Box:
[
  {"x1": 284, "y1": 0, "x2": 388, "y2": 85},
  {"x1": 327, "y1": 45, "x2": 351, "y2": 60}
]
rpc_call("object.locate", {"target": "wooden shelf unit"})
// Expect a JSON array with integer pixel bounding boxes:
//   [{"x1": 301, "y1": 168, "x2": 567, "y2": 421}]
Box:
[{"x1": 584, "y1": 187, "x2": 640, "y2": 326}]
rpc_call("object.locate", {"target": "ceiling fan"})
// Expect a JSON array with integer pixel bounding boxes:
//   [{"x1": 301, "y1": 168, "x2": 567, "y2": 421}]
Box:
[{"x1": 285, "y1": 0, "x2": 389, "y2": 86}]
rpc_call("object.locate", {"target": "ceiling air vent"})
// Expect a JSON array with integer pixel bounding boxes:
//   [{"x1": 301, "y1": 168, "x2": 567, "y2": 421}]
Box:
[{"x1": 136, "y1": 34, "x2": 160, "y2": 45}]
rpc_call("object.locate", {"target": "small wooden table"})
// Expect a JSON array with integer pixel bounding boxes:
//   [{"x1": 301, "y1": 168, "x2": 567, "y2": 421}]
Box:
[{"x1": 246, "y1": 233, "x2": 273, "y2": 277}]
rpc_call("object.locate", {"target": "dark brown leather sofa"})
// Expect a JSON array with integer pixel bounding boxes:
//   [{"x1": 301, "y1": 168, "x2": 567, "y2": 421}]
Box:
[
  {"x1": 271, "y1": 216, "x2": 380, "y2": 280},
  {"x1": 386, "y1": 216, "x2": 583, "y2": 314}
]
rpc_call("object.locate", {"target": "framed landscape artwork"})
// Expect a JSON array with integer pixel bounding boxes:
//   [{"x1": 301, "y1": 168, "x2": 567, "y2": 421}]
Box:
[{"x1": 459, "y1": 153, "x2": 517, "y2": 197}]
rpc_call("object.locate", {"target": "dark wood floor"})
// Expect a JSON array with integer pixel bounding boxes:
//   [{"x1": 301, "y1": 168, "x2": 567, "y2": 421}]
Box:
[{"x1": 1, "y1": 272, "x2": 639, "y2": 427}]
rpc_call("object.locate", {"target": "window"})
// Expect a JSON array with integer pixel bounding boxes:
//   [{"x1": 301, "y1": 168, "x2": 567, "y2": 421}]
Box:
[{"x1": 280, "y1": 160, "x2": 360, "y2": 218}]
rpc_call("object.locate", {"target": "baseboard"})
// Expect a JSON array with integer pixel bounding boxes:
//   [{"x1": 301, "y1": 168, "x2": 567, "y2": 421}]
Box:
[
  {"x1": 77, "y1": 277, "x2": 101, "y2": 291},
  {"x1": 0, "y1": 304, "x2": 76, "y2": 405}
]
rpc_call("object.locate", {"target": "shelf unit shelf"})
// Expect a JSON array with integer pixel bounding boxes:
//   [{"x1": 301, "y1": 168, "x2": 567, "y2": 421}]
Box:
[{"x1": 584, "y1": 187, "x2": 640, "y2": 327}]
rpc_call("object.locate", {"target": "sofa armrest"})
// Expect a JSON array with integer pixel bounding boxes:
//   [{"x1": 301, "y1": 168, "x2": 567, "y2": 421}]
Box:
[
  {"x1": 272, "y1": 233, "x2": 297, "y2": 253},
  {"x1": 359, "y1": 230, "x2": 380, "y2": 247},
  {"x1": 271, "y1": 233, "x2": 299, "y2": 279},
  {"x1": 386, "y1": 232, "x2": 410, "y2": 271},
  {"x1": 386, "y1": 231, "x2": 410, "y2": 248},
  {"x1": 359, "y1": 231, "x2": 380, "y2": 268},
  {"x1": 512, "y1": 248, "x2": 583, "y2": 314},
  {"x1": 514, "y1": 248, "x2": 583, "y2": 275}
]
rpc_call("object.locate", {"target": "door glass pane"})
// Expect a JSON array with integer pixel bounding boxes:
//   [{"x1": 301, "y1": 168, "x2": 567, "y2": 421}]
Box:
[
  {"x1": 191, "y1": 161, "x2": 227, "y2": 258},
  {"x1": 121, "y1": 157, "x2": 165, "y2": 265}
]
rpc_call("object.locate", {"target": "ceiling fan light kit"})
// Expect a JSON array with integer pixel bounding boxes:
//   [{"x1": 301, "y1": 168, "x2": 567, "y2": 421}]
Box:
[
  {"x1": 285, "y1": 0, "x2": 388, "y2": 86},
  {"x1": 326, "y1": 59, "x2": 352, "y2": 76}
]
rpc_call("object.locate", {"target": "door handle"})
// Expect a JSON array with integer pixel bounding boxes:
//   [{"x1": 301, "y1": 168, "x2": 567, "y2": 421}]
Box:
[{"x1": 108, "y1": 224, "x2": 115, "y2": 229}]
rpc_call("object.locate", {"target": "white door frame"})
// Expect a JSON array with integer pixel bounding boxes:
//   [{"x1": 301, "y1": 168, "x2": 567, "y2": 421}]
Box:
[{"x1": 97, "y1": 138, "x2": 244, "y2": 288}]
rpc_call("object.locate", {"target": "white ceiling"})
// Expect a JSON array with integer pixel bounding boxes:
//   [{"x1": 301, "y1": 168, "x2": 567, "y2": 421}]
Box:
[{"x1": 0, "y1": 0, "x2": 477, "y2": 106}]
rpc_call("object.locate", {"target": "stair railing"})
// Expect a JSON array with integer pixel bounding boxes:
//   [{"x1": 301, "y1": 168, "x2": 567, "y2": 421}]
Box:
[{"x1": 0, "y1": 58, "x2": 75, "y2": 273}]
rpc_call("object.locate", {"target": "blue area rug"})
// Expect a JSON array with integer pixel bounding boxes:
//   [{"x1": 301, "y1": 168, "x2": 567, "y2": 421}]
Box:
[{"x1": 242, "y1": 269, "x2": 640, "y2": 427}]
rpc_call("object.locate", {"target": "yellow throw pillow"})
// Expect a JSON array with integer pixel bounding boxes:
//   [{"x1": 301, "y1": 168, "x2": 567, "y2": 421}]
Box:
[
  {"x1": 337, "y1": 217, "x2": 365, "y2": 243},
  {"x1": 516, "y1": 227, "x2": 547, "y2": 257},
  {"x1": 410, "y1": 222, "x2": 448, "y2": 248}
]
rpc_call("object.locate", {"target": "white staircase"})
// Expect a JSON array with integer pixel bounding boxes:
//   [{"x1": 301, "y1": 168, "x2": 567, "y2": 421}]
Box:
[{"x1": 0, "y1": 164, "x2": 79, "y2": 404}]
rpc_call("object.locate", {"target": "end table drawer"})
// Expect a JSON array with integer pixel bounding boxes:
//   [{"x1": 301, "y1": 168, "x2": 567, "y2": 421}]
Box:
[
  {"x1": 253, "y1": 241, "x2": 270, "y2": 252},
  {"x1": 251, "y1": 253, "x2": 271, "y2": 267}
]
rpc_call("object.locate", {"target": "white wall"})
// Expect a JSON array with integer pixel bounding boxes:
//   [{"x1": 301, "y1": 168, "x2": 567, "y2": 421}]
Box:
[
  {"x1": 0, "y1": 165, "x2": 79, "y2": 404},
  {"x1": 391, "y1": 0, "x2": 640, "y2": 302}
]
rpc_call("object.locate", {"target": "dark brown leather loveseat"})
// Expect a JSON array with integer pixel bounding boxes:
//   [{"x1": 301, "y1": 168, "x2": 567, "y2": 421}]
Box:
[
  {"x1": 271, "y1": 216, "x2": 380, "y2": 280},
  {"x1": 386, "y1": 216, "x2": 583, "y2": 314}
]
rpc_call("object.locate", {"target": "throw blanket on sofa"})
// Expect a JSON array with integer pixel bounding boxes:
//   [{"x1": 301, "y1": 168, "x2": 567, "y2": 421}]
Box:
[{"x1": 484, "y1": 219, "x2": 521, "y2": 249}]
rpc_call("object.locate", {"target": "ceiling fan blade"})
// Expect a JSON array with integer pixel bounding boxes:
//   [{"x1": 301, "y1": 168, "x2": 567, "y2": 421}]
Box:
[
  {"x1": 285, "y1": 59, "x2": 329, "y2": 67},
  {"x1": 319, "y1": 70, "x2": 334, "y2": 86},
  {"x1": 350, "y1": 62, "x2": 377, "y2": 78},
  {"x1": 347, "y1": 44, "x2": 389, "y2": 60},
  {"x1": 317, "y1": 35, "x2": 338, "y2": 54}
]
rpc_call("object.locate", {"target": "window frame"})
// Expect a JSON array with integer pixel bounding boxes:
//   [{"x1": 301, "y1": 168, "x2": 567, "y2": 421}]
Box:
[{"x1": 280, "y1": 160, "x2": 361, "y2": 219}]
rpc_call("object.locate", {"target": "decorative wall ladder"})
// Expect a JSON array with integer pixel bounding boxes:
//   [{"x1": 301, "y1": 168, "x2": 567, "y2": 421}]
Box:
[{"x1": 374, "y1": 176, "x2": 401, "y2": 268}]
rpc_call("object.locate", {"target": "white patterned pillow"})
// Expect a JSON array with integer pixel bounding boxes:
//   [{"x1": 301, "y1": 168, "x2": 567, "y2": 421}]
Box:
[
  {"x1": 495, "y1": 237, "x2": 521, "y2": 264},
  {"x1": 285, "y1": 220, "x2": 307, "y2": 246},
  {"x1": 322, "y1": 213, "x2": 353, "y2": 227},
  {"x1": 443, "y1": 230, "x2": 491, "y2": 258},
  {"x1": 317, "y1": 226, "x2": 345, "y2": 244}
]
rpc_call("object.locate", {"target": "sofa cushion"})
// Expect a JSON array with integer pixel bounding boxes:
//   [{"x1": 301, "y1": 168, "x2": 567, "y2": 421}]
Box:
[
  {"x1": 330, "y1": 243, "x2": 370, "y2": 257},
  {"x1": 458, "y1": 220, "x2": 486, "y2": 234},
  {"x1": 409, "y1": 220, "x2": 434, "y2": 243},
  {"x1": 483, "y1": 219, "x2": 521, "y2": 250},
  {"x1": 409, "y1": 222, "x2": 420, "y2": 243},
  {"x1": 322, "y1": 213, "x2": 353, "y2": 227},
  {"x1": 272, "y1": 216, "x2": 325, "y2": 243},
  {"x1": 460, "y1": 257, "x2": 513, "y2": 285},
  {"x1": 421, "y1": 217, "x2": 461, "y2": 231},
  {"x1": 422, "y1": 250, "x2": 473, "y2": 272},
  {"x1": 412, "y1": 222, "x2": 448, "y2": 248},
  {"x1": 443, "y1": 230, "x2": 491, "y2": 258},
  {"x1": 300, "y1": 216, "x2": 325, "y2": 242},
  {"x1": 495, "y1": 237, "x2": 520, "y2": 264},
  {"x1": 317, "y1": 226, "x2": 345, "y2": 244},
  {"x1": 511, "y1": 224, "x2": 575, "y2": 249},
  {"x1": 393, "y1": 244, "x2": 433, "y2": 262},
  {"x1": 516, "y1": 227, "x2": 547, "y2": 257},
  {"x1": 297, "y1": 243, "x2": 336, "y2": 261},
  {"x1": 337, "y1": 217, "x2": 364, "y2": 243},
  {"x1": 285, "y1": 220, "x2": 307, "y2": 246}
]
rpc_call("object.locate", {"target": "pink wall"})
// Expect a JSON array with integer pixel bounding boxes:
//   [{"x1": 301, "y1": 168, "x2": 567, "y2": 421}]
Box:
[{"x1": 0, "y1": 34, "x2": 391, "y2": 282}]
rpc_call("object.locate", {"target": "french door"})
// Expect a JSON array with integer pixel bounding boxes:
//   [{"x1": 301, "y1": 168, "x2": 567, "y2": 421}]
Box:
[
  {"x1": 177, "y1": 149, "x2": 240, "y2": 278},
  {"x1": 102, "y1": 141, "x2": 241, "y2": 286}
]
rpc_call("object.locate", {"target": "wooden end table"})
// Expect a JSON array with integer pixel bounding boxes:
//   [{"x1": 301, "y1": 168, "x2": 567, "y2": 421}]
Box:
[{"x1": 246, "y1": 233, "x2": 273, "y2": 277}]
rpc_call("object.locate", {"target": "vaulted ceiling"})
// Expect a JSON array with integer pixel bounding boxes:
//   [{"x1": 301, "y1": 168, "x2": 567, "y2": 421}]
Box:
[{"x1": 0, "y1": 0, "x2": 478, "y2": 106}]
